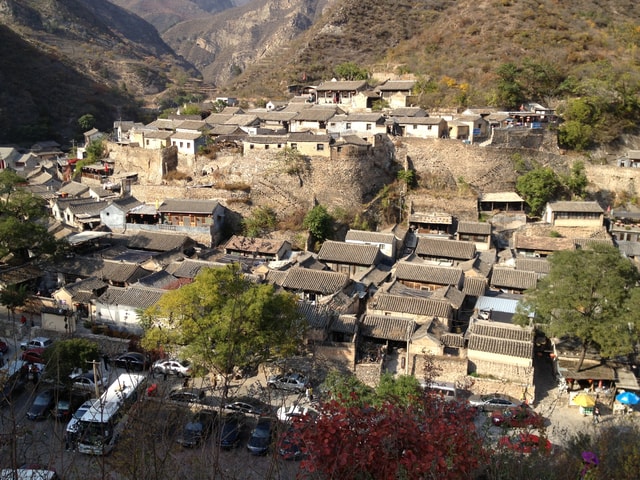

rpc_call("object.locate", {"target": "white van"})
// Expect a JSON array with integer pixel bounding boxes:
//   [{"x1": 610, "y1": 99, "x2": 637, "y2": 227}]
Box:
[{"x1": 420, "y1": 381, "x2": 458, "y2": 401}]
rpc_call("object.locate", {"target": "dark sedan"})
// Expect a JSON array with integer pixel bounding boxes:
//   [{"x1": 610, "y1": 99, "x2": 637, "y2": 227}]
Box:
[
  {"x1": 219, "y1": 413, "x2": 244, "y2": 449},
  {"x1": 225, "y1": 397, "x2": 272, "y2": 416},
  {"x1": 27, "y1": 388, "x2": 61, "y2": 420},
  {"x1": 247, "y1": 417, "x2": 273, "y2": 455},
  {"x1": 113, "y1": 352, "x2": 150, "y2": 372},
  {"x1": 176, "y1": 411, "x2": 217, "y2": 448}
]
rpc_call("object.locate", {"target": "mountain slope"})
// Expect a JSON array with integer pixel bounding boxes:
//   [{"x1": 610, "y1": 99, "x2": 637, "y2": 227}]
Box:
[
  {"x1": 224, "y1": 0, "x2": 640, "y2": 103},
  {"x1": 161, "y1": 0, "x2": 334, "y2": 88},
  {"x1": 0, "y1": 0, "x2": 197, "y2": 145},
  {"x1": 108, "y1": 0, "x2": 236, "y2": 33}
]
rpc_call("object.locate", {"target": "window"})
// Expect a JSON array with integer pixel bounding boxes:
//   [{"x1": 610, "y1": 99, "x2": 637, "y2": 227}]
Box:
[
  {"x1": 179, "y1": 142, "x2": 184, "y2": 148},
  {"x1": 427, "y1": 125, "x2": 432, "y2": 130},
  {"x1": 172, "y1": 141, "x2": 176, "y2": 146},
  {"x1": 186, "y1": 142, "x2": 191, "y2": 149},
  {"x1": 346, "y1": 123, "x2": 351, "y2": 129},
  {"x1": 265, "y1": 145, "x2": 269, "y2": 150},
  {"x1": 145, "y1": 140, "x2": 150, "y2": 146},
  {"x1": 290, "y1": 143, "x2": 298, "y2": 150},
  {"x1": 413, "y1": 124, "x2": 418, "y2": 129},
  {"x1": 366, "y1": 123, "x2": 371, "y2": 130},
  {"x1": 249, "y1": 144, "x2": 254, "y2": 149},
  {"x1": 316, "y1": 144, "x2": 324, "y2": 151}
]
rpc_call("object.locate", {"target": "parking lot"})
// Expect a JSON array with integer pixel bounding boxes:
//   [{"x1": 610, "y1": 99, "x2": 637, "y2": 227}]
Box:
[{"x1": 0, "y1": 330, "x2": 308, "y2": 480}]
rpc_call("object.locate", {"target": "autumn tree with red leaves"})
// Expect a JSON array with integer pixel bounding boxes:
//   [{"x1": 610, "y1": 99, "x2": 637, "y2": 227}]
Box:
[{"x1": 293, "y1": 392, "x2": 486, "y2": 479}]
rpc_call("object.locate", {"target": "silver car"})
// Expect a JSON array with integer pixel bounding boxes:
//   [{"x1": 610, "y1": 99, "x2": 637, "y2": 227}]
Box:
[{"x1": 267, "y1": 373, "x2": 308, "y2": 393}]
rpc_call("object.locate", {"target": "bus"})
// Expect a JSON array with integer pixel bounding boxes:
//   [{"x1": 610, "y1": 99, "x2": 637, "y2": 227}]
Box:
[{"x1": 76, "y1": 373, "x2": 146, "y2": 455}]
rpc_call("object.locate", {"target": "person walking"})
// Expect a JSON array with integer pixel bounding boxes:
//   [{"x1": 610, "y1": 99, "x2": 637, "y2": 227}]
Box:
[{"x1": 593, "y1": 406, "x2": 601, "y2": 424}]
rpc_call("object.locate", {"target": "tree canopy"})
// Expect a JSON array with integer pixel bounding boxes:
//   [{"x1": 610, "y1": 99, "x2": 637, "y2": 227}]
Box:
[
  {"x1": 43, "y1": 338, "x2": 101, "y2": 386},
  {"x1": 242, "y1": 206, "x2": 277, "y2": 238},
  {"x1": 303, "y1": 205, "x2": 333, "y2": 245},
  {"x1": 516, "y1": 167, "x2": 562, "y2": 217},
  {"x1": 141, "y1": 265, "x2": 304, "y2": 382},
  {"x1": 515, "y1": 244, "x2": 640, "y2": 370},
  {"x1": 0, "y1": 169, "x2": 60, "y2": 263}
]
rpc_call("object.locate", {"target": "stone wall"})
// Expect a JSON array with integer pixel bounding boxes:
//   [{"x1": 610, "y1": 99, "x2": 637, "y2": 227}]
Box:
[
  {"x1": 315, "y1": 342, "x2": 356, "y2": 371},
  {"x1": 354, "y1": 362, "x2": 383, "y2": 387},
  {"x1": 410, "y1": 354, "x2": 468, "y2": 384},
  {"x1": 468, "y1": 357, "x2": 534, "y2": 386},
  {"x1": 585, "y1": 164, "x2": 640, "y2": 196},
  {"x1": 108, "y1": 143, "x2": 178, "y2": 184}
]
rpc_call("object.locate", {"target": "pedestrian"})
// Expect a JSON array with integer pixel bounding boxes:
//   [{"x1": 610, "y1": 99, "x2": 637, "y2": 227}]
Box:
[
  {"x1": 593, "y1": 406, "x2": 601, "y2": 424},
  {"x1": 102, "y1": 353, "x2": 110, "y2": 371}
]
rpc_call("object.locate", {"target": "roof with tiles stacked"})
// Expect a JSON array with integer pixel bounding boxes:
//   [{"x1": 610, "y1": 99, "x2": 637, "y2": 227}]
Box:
[
  {"x1": 456, "y1": 221, "x2": 492, "y2": 235},
  {"x1": 415, "y1": 237, "x2": 476, "y2": 260},
  {"x1": 157, "y1": 199, "x2": 220, "y2": 215},
  {"x1": 395, "y1": 261, "x2": 463, "y2": 286},
  {"x1": 225, "y1": 235, "x2": 289, "y2": 255},
  {"x1": 318, "y1": 240, "x2": 380, "y2": 266},
  {"x1": 281, "y1": 267, "x2": 350, "y2": 294},
  {"x1": 370, "y1": 293, "x2": 452, "y2": 318},
  {"x1": 126, "y1": 231, "x2": 192, "y2": 252},
  {"x1": 97, "y1": 285, "x2": 166, "y2": 309},
  {"x1": 345, "y1": 230, "x2": 396, "y2": 244},
  {"x1": 462, "y1": 276, "x2": 488, "y2": 297},
  {"x1": 360, "y1": 314, "x2": 415, "y2": 342},
  {"x1": 490, "y1": 267, "x2": 538, "y2": 290}
]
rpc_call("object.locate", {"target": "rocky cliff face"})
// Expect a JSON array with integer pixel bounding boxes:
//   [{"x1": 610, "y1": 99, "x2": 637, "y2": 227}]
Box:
[{"x1": 161, "y1": 0, "x2": 333, "y2": 87}]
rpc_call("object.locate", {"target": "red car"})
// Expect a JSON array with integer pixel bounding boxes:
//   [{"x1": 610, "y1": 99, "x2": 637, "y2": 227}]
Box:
[
  {"x1": 0, "y1": 339, "x2": 8, "y2": 354},
  {"x1": 21, "y1": 348, "x2": 46, "y2": 364},
  {"x1": 491, "y1": 405, "x2": 543, "y2": 428}
]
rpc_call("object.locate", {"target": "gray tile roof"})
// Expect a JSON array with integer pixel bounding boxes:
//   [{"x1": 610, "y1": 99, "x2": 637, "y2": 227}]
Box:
[
  {"x1": 345, "y1": 230, "x2": 396, "y2": 244},
  {"x1": 462, "y1": 276, "x2": 487, "y2": 297},
  {"x1": 298, "y1": 301, "x2": 334, "y2": 330},
  {"x1": 293, "y1": 109, "x2": 338, "y2": 122},
  {"x1": 388, "y1": 107, "x2": 428, "y2": 117},
  {"x1": 99, "y1": 260, "x2": 153, "y2": 284},
  {"x1": 479, "y1": 192, "x2": 524, "y2": 202},
  {"x1": 334, "y1": 135, "x2": 371, "y2": 147},
  {"x1": 514, "y1": 257, "x2": 550, "y2": 275},
  {"x1": 65, "y1": 199, "x2": 107, "y2": 215},
  {"x1": 318, "y1": 240, "x2": 380, "y2": 266},
  {"x1": 281, "y1": 267, "x2": 350, "y2": 294},
  {"x1": 265, "y1": 269, "x2": 288, "y2": 286},
  {"x1": 256, "y1": 111, "x2": 299, "y2": 122},
  {"x1": 315, "y1": 80, "x2": 368, "y2": 91},
  {"x1": 467, "y1": 322, "x2": 534, "y2": 358},
  {"x1": 456, "y1": 221, "x2": 492, "y2": 235},
  {"x1": 136, "y1": 270, "x2": 180, "y2": 289},
  {"x1": 127, "y1": 231, "x2": 192, "y2": 252},
  {"x1": 395, "y1": 261, "x2": 463, "y2": 286},
  {"x1": 288, "y1": 132, "x2": 332, "y2": 142},
  {"x1": 441, "y1": 333, "x2": 465, "y2": 348},
  {"x1": 370, "y1": 293, "x2": 452, "y2": 318},
  {"x1": 332, "y1": 314, "x2": 358, "y2": 334},
  {"x1": 416, "y1": 237, "x2": 476, "y2": 261},
  {"x1": 394, "y1": 116, "x2": 446, "y2": 125},
  {"x1": 97, "y1": 285, "x2": 166, "y2": 309},
  {"x1": 547, "y1": 201, "x2": 603, "y2": 213},
  {"x1": 157, "y1": 199, "x2": 220, "y2": 214},
  {"x1": 58, "y1": 181, "x2": 89, "y2": 197},
  {"x1": 62, "y1": 277, "x2": 107, "y2": 297},
  {"x1": 617, "y1": 241, "x2": 640, "y2": 257},
  {"x1": 360, "y1": 314, "x2": 415, "y2": 342},
  {"x1": 431, "y1": 285, "x2": 465, "y2": 309},
  {"x1": 490, "y1": 267, "x2": 538, "y2": 290},
  {"x1": 243, "y1": 135, "x2": 289, "y2": 145},
  {"x1": 110, "y1": 196, "x2": 143, "y2": 212},
  {"x1": 166, "y1": 259, "x2": 223, "y2": 279},
  {"x1": 377, "y1": 80, "x2": 415, "y2": 91}
]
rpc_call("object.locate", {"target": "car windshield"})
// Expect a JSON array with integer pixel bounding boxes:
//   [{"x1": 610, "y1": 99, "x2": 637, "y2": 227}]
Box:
[
  {"x1": 34, "y1": 393, "x2": 52, "y2": 406},
  {"x1": 185, "y1": 422, "x2": 203, "y2": 433},
  {"x1": 253, "y1": 426, "x2": 270, "y2": 438},
  {"x1": 74, "y1": 407, "x2": 90, "y2": 419},
  {"x1": 57, "y1": 400, "x2": 70, "y2": 409}
]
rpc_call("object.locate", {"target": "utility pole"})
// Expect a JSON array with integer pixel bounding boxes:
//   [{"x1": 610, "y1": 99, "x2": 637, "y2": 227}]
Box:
[{"x1": 87, "y1": 359, "x2": 102, "y2": 399}]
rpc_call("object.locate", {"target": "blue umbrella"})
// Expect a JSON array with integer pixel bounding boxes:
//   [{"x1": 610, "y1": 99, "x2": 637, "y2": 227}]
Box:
[{"x1": 615, "y1": 391, "x2": 640, "y2": 405}]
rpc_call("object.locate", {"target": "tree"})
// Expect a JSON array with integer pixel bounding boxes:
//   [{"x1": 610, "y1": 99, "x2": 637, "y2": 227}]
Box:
[
  {"x1": 374, "y1": 373, "x2": 422, "y2": 407},
  {"x1": 516, "y1": 167, "x2": 562, "y2": 217},
  {"x1": 564, "y1": 161, "x2": 588, "y2": 199},
  {"x1": 242, "y1": 206, "x2": 277, "y2": 238},
  {"x1": 495, "y1": 63, "x2": 525, "y2": 110},
  {"x1": 334, "y1": 62, "x2": 369, "y2": 81},
  {"x1": 85, "y1": 139, "x2": 106, "y2": 162},
  {"x1": 141, "y1": 265, "x2": 303, "y2": 393},
  {"x1": 0, "y1": 170, "x2": 60, "y2": 263},
  {"x1": 515, "y1": 244, "x2": 640, "y2": 371},
  {"x1": 77, "y1": 113, "x2": 95, "y2": 132},
  {"x1": 293, "y1": 394, "x2": 485, "y2": 479},
  {"x1": 303, "y1": 205, "x2": 333, "y2": 244},
  {"x1": 0, "y1": 284, "x2": 28, "y2": 321},
  {"x1": 42, "y1": 338, "x2": 101, "y2": 386}
]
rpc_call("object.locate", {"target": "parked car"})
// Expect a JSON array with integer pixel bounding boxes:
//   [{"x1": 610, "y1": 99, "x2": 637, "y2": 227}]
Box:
[
  {"x1": 176, "y1": 410, "x2": 217, "y2": 448},
  {"x1": 219, "y1": 413, "x2": 244, "y2": 449},
  {"x1": 113, "y1": 352, "x2": 150, "y2": 371},
  {"x1": 66, "y1": 399, "x2": 96, "y2": 436},
  {"x1": 491, "y1": 405, "x2": 543, "y2": 428},
  {"x1": 468, "y1": 393, "x2": 521, "y2": 412},
  {"x1": 278, "y1": 424, "x2": 305, "y2": 461},
  {"x1": 21, "y1": 348, "x2": 46, "y2": 364},
  {"x1": 0, "y1": 361, "x2": 29, "y2": 406},
  {"x1": 168, "y1": 387, "x2": 206, "y2": 405},
  {"x1": 267, "y1": 373, "x2": 308, "y2": 393},
  {"x1": 27, "y1": 388, "x2": 62, "y2": 420},
  {"x1": 52, "y1": 390, "x2": 90, "y2": 422},
  {"x1": 247, "y1": 417, "x2": 273, "y2": 455},
  {"x1": 0, "y1": 338, "x2": 9, "y2": 354},
  {"x1": 152, "y1": 359, "x2": 192, "y2": 377},
  {"x1": 225, "y1": 397, "x2": 272, "y2": 416},
  {"x1": 71, "y1": 372, "x2": 105, "y2": 392},
  {"x1": 20, "y1": 337, "x2": 53, "y2": 351},
  {"x1": 276, "y1": 404, "x2": 315, "y2": 422}
]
